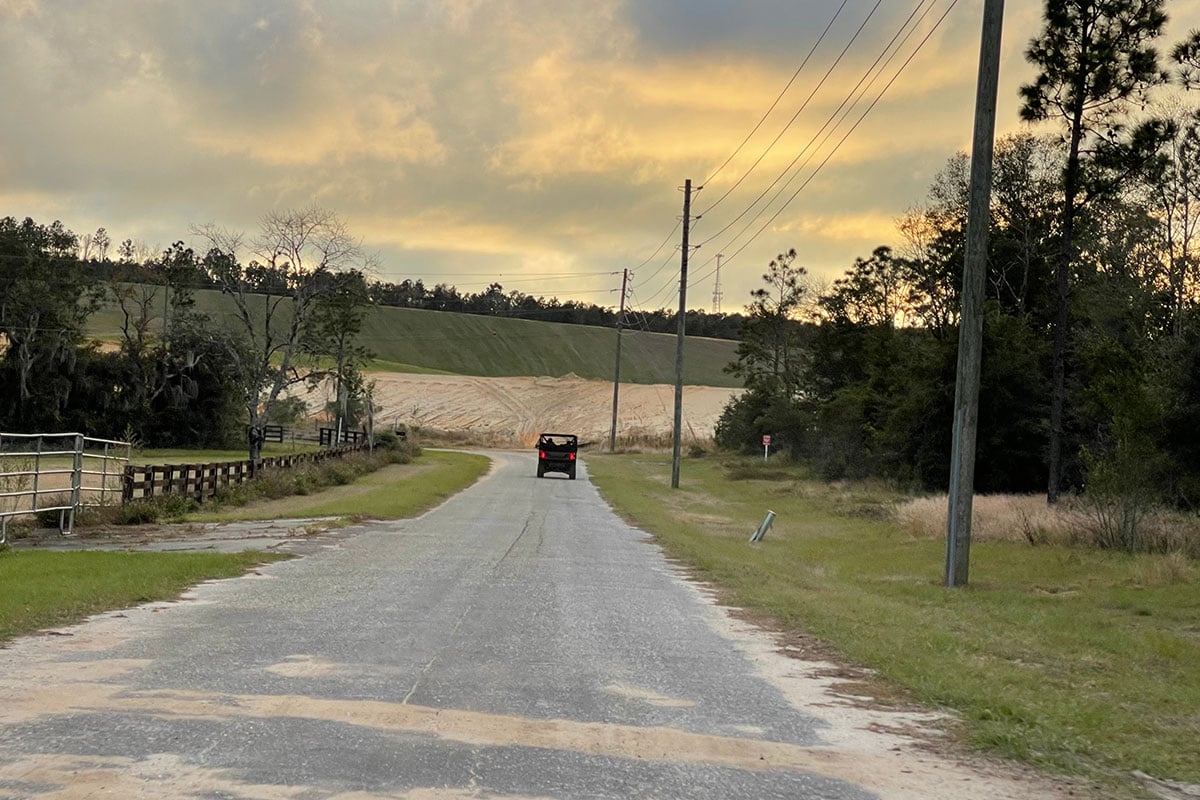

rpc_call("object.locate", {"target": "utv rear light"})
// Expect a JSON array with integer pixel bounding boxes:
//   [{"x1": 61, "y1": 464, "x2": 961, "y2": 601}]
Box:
[
  {"x1": 569, "y1": 453, "x2": 576, "y2": 460},
  {"x1": 539, "y1": 451, "x2": 546, "y2": 459}
]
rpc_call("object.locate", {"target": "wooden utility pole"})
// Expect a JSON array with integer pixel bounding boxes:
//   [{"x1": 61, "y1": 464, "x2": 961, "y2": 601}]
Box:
[
  {"x1": 946, "y1": 0, "x2": 1004, "y2": 587},
  {"x1": 609, "y1": 268, "x2": 629, "y2": 451},
  {"x1": 671, "y1": 179, "x2": 692, "y2": 489}
]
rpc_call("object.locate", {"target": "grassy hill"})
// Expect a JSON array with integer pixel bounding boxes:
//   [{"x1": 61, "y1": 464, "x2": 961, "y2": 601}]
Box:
[{"x1": 89, "y1": 287, "x2": 743, "y2": 387}]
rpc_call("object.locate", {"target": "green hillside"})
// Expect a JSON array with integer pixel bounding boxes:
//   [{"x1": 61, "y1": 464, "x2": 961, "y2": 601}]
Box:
[{"x1": 90, "y1": 287, "x2": 743, "y2": 387}]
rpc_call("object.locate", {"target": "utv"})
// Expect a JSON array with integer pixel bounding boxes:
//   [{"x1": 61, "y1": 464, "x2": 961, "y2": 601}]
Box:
[{"x1": 536, "y1": 433, "x2": 578, "y2": 479}]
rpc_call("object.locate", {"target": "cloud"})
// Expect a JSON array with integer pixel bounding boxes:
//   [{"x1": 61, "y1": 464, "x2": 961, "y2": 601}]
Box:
[{"x1": 1, "y1": 0, "x2": 1197, "y2": 317}]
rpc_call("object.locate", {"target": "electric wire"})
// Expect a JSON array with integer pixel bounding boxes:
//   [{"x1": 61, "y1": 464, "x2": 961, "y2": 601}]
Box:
[
  {"x1": 695, "y1": 0, "x2": 938, "y2": 253},
  {"x1": 698, "y1": 0, "x2": 852, "y2": 191},
  {"x1": 636, "y1": 249, "x2": 685, "y2": 308},
  {"x1": 689, "y1": 0, "x2": 961, "y2": 292},
  {"x1": 628, "y1": 219, "x2": 682, "y2": 273},
  {"x1": 404, "y1": 276, "x2": 619, "y2": 292},
  {"x1": 389, "y1": 270, "x2": 615, "y2": 279},
  {"x1": 696, "y1": 0, "x2": 882, "y2": 218},
  {"x1": 685, "y1": 0, "x2": 950, "y2": 287}
]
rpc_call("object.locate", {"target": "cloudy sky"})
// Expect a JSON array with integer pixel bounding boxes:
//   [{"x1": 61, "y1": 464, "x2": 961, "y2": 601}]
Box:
[{"x1": 3, "y1": 0, "x2": 1200, "y2": 316}]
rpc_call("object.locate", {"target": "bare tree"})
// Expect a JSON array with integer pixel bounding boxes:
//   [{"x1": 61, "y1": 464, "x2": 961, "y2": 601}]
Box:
[{"x1": 193, "y1": 206, "x2": 374, "y2": 465}]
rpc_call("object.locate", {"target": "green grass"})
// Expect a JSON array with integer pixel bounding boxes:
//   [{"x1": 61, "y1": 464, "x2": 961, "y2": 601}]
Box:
[
  {"x1": 0, "y1": 448, "x2": 485, "y2": 643},
  {"x1": 134, "y1": 443, "x2": 320, "y2": 464},
  {"x1": 587, "y1": 453, "x2": 1200, "y2": 797},
  {"x1": 0, "y1": 549, "x2": 287, "y2": 643},
  {"x1": 362, "y1": 357, "x2": 455, "y2": 375},
  {"x1": 88, "y1": 286, "x2": 741, "y2": 386},
  {"x1": 189, "y1": 450, "x2": 489, "y2": 522}
]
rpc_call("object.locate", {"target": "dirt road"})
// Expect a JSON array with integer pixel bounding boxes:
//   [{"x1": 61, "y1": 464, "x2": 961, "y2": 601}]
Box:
[{"x1": 0, "y1": 450, "x2": 1079, "y2": 799}]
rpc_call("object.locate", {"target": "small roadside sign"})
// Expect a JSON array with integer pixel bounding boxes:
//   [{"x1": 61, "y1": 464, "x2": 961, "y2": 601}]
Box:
[
  {"x1": 762, "y1": 434, "x2": 771, "y2": 462},
  {"x1": 762, "y1": 435, "x2": 771, "y2": 446}
]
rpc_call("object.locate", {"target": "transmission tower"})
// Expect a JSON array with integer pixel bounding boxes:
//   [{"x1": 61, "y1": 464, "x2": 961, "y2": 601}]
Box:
[{"x1": 712, "y1": 253, "x2": 724, "y2": 314}]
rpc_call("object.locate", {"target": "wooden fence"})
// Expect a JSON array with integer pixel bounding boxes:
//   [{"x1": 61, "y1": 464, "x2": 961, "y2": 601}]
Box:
[
  {"x1": 246, "y1": 425, "x2": 287, "y2": 444},
  {"x1": 121, "y1": 444, "x2": 367, "y2": 504},
  {"x1": 319, "y1": 427, "x2": 365, "y2": 446}
]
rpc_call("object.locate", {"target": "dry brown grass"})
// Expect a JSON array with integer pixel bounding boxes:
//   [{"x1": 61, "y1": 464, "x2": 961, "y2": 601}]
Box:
[
  {"x1": 895, "y1": 494, "x2": 1084, "y2": 545},
  {"x1": 1132, "y1": 551, "x2": 1195, "y2": 586},
  {"x1": 406, "y1": 427, "x2": 700, "y2": 453},
  {"x1": 406, "y1": 428, "x2": 527, "y2": 449},
  {"x1": 895, "y1": 493, "x2": 1200, "y2": 556}
]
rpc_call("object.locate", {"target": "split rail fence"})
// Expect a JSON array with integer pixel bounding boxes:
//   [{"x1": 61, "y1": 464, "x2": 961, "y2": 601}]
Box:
[{"x1": 121, "y1": 443, "x2": 368, "y2": 504}]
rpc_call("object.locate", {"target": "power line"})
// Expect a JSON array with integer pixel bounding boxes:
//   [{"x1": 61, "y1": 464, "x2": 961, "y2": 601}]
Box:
[
  {"x1": 698, "y1": 0, "x2": 853, "y2": 190},
  {"x1": 636, "y1": 256, "x2": 683, "y2": 308},
  {"x1": 374, "y1": 269, "x2": 617, "y2": 279},
  {"x1": 629, "y1": 279, "x2": 679, "y2": 317},
  {"x1": 695, "y1": 0, "x2": 939, "y2": 253},
  {"x1": 629, "y1": 219, "x2": 682, "y2": 272},
  {"x1": 697, "y1": 0, "x2": 882, "y2": 218},
  {"x1": 631, "y1": 241, "x2": 683, "y2": 294},
  {"x1": 689, "y1": 0, "x2": 960, "y2": 290},
  {"x1": 412, "y1": 276, "x2": 619, "y2": 292}
]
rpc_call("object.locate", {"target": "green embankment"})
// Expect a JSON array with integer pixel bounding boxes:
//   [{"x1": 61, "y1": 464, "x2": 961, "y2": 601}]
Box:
[{"x1": 89, "y1": 287, "x2": 741, "y2": 387}]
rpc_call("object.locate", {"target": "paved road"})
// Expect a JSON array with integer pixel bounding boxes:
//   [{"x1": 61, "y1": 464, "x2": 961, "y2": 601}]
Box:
[{"x1": 0, "y1": 451, "x2": 1067, "y2": 799}]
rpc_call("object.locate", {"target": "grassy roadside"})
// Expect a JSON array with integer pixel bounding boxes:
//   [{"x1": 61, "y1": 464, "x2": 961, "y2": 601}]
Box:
[
  {"x1": 188, "y1": 450, "x2": 490, "y2": 522},
  {"x1": 586, "y1": 453, "x2": 1200, "y2": 798},
  {"x1": 2, "y1": 449, "x2": 489, "y2": 644},
  {"x1": 0, "y1": 549, "x2": 287, "y2": 643},
  {"x1": 135, "y1": 443, "x2": 321, "y2": 463}
]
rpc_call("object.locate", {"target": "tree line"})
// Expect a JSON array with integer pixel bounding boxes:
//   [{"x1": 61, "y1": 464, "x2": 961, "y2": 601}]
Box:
[
  {"x1": 366, "y1": 279, "x2": 746, "y2": 340},
  {"x1": 0, "y1": 205, "x2": 736, "y2": 461},
  {"x1": 718, "y1": 0, "x2": 1200, "y2": 530},
  {"x1": 0, "y1": 208, "x2": 375, "y2": 463}
]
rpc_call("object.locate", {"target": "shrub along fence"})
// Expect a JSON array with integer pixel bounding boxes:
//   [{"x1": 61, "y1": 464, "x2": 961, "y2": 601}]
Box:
[{"x1": 121, "y1": 444, "x2": 369, "y2": 504}]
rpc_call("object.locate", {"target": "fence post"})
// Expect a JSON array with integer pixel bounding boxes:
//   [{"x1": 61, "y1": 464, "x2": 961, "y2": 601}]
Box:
[
  {"x1": 100, "y1": 440, "x2": 110, "y2": 505},
  {"x1": 31, "y1": 435, "x2": 43, "y2": 514},
  {"x1": 67, "y1": 433, "x2": 83, "y2": 535}
]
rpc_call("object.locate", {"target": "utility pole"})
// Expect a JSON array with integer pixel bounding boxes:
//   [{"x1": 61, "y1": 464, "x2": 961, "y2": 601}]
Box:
[
  {"x1": 712, "y1": 253, "x2": 724, "y2": 314},
  {"x1": 609, "y1": 268, "x2": 629, "y2": 451},
  {"x1": 946, "y1": 0, "x2": 1004, "y2": 588},
  {"x1": 671, "y1": 179, "x2": 693, "y2": 489}
]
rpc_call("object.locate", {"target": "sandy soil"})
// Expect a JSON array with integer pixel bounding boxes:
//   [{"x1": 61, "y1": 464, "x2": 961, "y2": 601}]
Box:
[{"x1": 304, "y1": 372, "x2": 742, "y2": 446}]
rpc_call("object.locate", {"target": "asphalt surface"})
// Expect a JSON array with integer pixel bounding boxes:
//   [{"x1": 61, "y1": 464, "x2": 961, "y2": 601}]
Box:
[{"x1": 0, "y1": 451, "x2": 887, "y2": 799}]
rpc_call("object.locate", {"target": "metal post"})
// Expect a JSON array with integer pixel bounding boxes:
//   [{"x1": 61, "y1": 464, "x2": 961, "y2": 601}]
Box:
[
  {"x1": 671, "y1": 179, "x2": 692, "y2": 489},
  {"x1": 100, "y1": 440, "x2": 110, "y2": 505},
  {"x1": 67, "y1": 433, "x2": 83, "y2": 535},
  {"x1": 750, "y1": 510, "x2": 776, "y2": 543},
  {"x1": 946, "y1": 0, "x2": 1004, "y2": 587},
  {"x1": 31, "y1": 435, "x2": 42, "y2": 514}
]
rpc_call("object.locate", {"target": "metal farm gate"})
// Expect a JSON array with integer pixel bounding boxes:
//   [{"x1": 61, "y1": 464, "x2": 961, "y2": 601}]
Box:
[{"x1": 0, "y1": 432, "x2": 131, "y2": 544}]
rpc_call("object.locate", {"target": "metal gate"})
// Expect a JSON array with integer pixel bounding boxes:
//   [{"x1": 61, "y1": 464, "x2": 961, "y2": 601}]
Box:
[{"x1": 0, "y1": 432, "x2": 131, "y2": 544}]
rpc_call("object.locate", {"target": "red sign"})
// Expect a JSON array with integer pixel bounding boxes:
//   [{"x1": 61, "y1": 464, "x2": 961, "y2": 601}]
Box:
[{"x1": 762, "y1": 435, "x2": 771, "y2": 446}]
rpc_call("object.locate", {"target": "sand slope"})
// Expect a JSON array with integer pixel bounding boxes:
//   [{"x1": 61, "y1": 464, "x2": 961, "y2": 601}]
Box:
[{"x1": 307, "y1": 372, "x2": 741, "y2": 445}]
